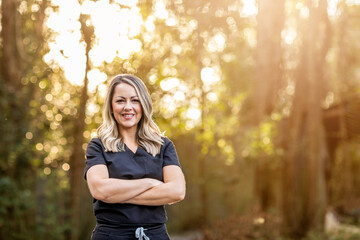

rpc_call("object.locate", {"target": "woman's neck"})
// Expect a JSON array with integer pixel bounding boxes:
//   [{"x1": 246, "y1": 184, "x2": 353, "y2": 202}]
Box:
[{"x1": 119, "y1": 127, "x2": 138, "y2": 146}]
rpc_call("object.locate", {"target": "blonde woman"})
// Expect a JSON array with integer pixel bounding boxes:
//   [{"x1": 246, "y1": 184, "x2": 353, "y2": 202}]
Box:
[{"x1": 84, "y1": 74, "x2": 186, "y2": 240}]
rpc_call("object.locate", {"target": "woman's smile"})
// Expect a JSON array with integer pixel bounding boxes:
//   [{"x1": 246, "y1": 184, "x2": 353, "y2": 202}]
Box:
[{"x1": 121, "y1": 113, "x2": 136, "y2": 120}]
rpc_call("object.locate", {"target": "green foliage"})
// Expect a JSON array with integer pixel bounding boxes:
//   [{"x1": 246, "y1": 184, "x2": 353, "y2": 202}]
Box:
[{"x1": 0, "y1": 177, "x2": 35, "y2": 239}]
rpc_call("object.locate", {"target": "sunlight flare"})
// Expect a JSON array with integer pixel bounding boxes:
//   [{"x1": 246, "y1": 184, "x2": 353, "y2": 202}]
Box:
[
  {"x1": 207, "y1": 32, "x2": 226, "y2": 52},
  {"x1": 201, "y1": 67, "x2": 221, "y2": 85},
  {"x1": 241, "y1": 0, "x2": 257, "y2": 17},
  {"x1": 45, "y1": 0, "x2": 143, "y2": 85},
  {"x1": 154, "y1": 0, "x2": 168, "y2": 19},
  {"x1": 160, "y1": 77, "x2": 180, "y2": 91},
  {"x1": 87, "y1": 69, "x2": 107, "y2": 93}
]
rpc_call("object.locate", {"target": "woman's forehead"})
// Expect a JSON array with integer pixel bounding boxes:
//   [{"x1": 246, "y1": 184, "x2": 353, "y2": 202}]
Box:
[{"x1": 113, "y1": 83, "x2": 138, "y2": 97}]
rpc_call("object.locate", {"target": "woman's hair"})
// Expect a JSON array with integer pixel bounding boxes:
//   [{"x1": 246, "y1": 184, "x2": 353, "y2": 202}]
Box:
[{"x1": 97, "y1": 74, "x2": 163, "y2": 156}]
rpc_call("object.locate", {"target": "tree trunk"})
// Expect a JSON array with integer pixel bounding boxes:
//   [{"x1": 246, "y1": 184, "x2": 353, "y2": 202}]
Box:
[
  {"x1": 69, "y1": 14, "x2": 94, "y2": 240},
  {"x1": 1, "y1": 0, "x2": 22, "y2": 91},
  {"x1": 282, "y1": 0, "x2": 330, "y2": 238},
  {"x1": 254, "y1": 0, "x2": 284, "y2": 122},
  {"x1": 254, "y1": 0, "x2": 284, "y2": 212}
]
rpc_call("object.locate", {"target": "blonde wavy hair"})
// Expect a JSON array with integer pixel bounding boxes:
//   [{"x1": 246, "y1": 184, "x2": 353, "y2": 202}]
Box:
[{"x1": 97, "y1": 74, "x2": 164, "y2": 156}]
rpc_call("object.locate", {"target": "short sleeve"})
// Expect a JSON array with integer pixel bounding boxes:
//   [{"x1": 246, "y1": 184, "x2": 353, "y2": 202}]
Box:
[
  {"x1": 84, "y1": 138, "x2": 106, "y2": 180},
  {"x1": 162, "y1": 138, "x2": 181, "y2": 167}
]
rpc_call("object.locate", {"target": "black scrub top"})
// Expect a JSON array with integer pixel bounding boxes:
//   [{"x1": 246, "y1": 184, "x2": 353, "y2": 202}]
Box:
[{"x1": 84, "y1": 137, "x2": 180, "y2": 227}]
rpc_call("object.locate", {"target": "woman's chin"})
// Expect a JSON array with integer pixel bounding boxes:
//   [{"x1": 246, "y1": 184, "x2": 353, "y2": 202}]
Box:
[{"x1": 118, "y1": 123, "x2": 138, "y2": 130}]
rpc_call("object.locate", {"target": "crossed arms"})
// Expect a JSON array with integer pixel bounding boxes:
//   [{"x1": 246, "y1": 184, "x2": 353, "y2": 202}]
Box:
[{"x1": 86, "y1": 164, "x2": 186, "y2": 206}]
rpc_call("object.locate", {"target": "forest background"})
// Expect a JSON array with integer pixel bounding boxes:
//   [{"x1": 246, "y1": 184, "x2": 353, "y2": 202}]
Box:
[{"x1": 1, "y1": 0, "x2": 360, "y2": 239}]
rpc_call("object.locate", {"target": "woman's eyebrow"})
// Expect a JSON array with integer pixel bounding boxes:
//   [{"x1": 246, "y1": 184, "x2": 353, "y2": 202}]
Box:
[{"x1": 114, "y1": 95, "x2": 138, "y2": 99}]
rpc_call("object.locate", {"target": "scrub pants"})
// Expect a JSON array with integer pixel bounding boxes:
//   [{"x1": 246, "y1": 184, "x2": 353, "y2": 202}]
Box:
[{"x1": 91, "y1": 223, "x2": 170, "y2": 240}]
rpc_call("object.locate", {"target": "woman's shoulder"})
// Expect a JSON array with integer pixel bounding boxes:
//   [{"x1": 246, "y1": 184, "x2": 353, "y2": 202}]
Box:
[
  {"x1": 161, "y1": 136, "x2": 177, "y2": 150},
  {"x1": 161, "y1": 136, "x2": 171, "y2": 145},
  {"x1": 89, "y1": 137, "x2": 102, "y2": 144},
  {"x1": 87, "y1": 138, "x2": 105, "y2": 150}
]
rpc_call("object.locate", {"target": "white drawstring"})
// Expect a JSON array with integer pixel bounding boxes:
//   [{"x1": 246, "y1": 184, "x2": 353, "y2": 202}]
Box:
[{"x1": 135, "y1": 227, "x2": 150, "y2": 240}]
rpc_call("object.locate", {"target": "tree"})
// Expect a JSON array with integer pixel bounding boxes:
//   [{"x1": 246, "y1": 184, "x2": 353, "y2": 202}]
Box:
[
  {"x1": 68, "y1": 13, "x2": 94, "y2": 240},
  {"x1": 281, "y1": 0, "x2": 331, "y2": 237},
  {"x1": 253, "y1": 0, "x2": 285, "y2": 212}
]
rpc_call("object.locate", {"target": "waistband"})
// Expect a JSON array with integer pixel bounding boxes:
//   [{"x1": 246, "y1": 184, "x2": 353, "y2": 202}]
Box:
[
  {"x1": 94, "y1": 223, "x2": 165, "y2": 240},
  {"x1": 95, "y1": 222, "x2": 164, "y2": 231}
]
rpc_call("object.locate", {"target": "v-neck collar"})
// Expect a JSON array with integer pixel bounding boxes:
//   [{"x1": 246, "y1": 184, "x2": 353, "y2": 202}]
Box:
[{"x1": 124, "y1": 143, "x2": 138, "y2": 155}]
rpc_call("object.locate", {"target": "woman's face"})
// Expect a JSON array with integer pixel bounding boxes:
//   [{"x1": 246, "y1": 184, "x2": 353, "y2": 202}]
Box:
[{"x1": 111, "y1": 83, "x2": 142, "y2": 132}]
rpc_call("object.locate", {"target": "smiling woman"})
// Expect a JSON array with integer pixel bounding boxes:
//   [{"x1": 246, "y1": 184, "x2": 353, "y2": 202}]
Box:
[{"x1": 85, "y1": 74, "x2": 186, "y2": 240}]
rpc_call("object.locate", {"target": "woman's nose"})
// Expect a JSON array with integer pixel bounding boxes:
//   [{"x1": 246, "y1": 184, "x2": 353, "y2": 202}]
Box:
[{"x1": 124, "y1": 101, "x2": 132, "y2": 109}]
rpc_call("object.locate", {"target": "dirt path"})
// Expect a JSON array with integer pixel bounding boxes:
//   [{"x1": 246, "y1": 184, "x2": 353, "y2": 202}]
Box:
[{"x1": 170, "y1": 230, "x2": 204, "y2": 240}]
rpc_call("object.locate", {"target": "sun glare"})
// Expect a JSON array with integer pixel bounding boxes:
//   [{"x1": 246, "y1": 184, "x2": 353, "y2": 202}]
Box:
[
  {"x1": 160, "y1": 77, "x2": 180, "y2": 91},
  {"x1": 282, "y1": 28, "x2": 297, "y2": 45},
  {"x1": 241, "y1": 0, "x2": 257, "y2": 17},
  {"x1": 207, "y1": 33, "x2": 226, "y2": 52},
  {"x1": 45, "y1": 0, "x2": 142, "y2": 86},
  {"x1": 43, "y1": 0, "x2": 358, "y2": 124},
  {"x1": 87, "y1": 69, "x2": 107, "y2": 93},
  {"x1": 347, "y1": 0, "x2": 360, "y2": 4},
  {"x1": 154, "y1": 1, "x2": 168, "y2": 19},
  {"x1": 201, "y1": 67, "x2": 221, "y2": 85},
  {"x1": 145, "y1": 17, "x2": 156, "y2": 32}
]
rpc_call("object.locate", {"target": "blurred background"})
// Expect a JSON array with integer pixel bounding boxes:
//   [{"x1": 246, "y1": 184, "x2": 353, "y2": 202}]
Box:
[{"x1": 1, "y1": 0, "x2": 360, "y2": 239}]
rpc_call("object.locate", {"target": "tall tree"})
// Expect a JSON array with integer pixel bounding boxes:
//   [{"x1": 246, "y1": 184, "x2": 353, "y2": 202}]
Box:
[
  {"x1": 254, "y1": 0, "x2": 285, "y2": 211},
  {"x1": 1, "y1": 0, "x2": 22, "y2": 91},
  {"x1": 254, "y1": 0, "x2": 284, "y2": 122},
  {"x1": 282, "y1": 0, "x2": 331, "y2": 237},
  {"x1": 68, "y1": 13, "x2": 94, "y2": 240}
]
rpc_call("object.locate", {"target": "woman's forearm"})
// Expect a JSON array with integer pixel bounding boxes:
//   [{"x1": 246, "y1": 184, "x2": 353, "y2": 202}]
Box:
[
  {"x1": 123, "y1": 165, "x2": 186, "y2": 206},
  {"x1": 87, "y1": 165, "x2": 185, "y2": 205},
  {"x1": 91, "y1": 177, "x2": 162, "y2": 204},
  {"x1": 123, "y1": 181, "x2": 185, "y2": 206},
  {"x1": 87, "y1": 165, "x2": 163, "y2": 204}
]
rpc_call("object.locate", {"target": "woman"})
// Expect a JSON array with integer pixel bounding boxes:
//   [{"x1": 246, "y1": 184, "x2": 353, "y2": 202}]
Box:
[{"x1": 84, "y1": 74, "x2": 186, "y2": 240}]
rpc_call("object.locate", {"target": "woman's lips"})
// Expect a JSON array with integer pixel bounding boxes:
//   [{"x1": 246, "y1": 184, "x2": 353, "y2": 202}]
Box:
[{"x1": 122, "y1": 114, "x2": 135, "y2": 119}]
